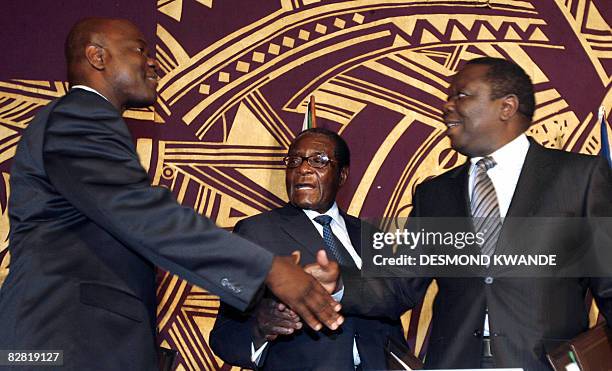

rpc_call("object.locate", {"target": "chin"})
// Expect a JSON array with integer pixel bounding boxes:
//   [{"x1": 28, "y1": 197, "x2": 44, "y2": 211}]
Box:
[
  {"x1": 291, "y1": 197, "x2": 323, "y2": 210},
  {"x1": 127, "y1": 96, "x2": 156, "y2": 108},
  {"x1": 451, "y1": 146, "x2": 469, "y2": 156},
  {"x1": 291, "y1": 200, "x2": 313, "y2": 210},
  {"x1": 449, "y1": 139, "x2": 471, "y2": 156}
]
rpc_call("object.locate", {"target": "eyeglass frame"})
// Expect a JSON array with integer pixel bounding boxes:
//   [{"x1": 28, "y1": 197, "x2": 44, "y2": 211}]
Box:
[{"x1": 282, "y1": 153, "x2": 337, "y2": 169}]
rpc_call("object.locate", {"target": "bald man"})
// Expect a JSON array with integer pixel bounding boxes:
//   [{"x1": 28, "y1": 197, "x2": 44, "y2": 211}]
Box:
[{"x1": 0, "y1": 18, "x2": 341, "y2": 370}]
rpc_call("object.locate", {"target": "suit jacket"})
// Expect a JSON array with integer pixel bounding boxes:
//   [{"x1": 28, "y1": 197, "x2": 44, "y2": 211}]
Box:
[
  {"x1": 343, "y1": 140, "x2": 612, "y2": 371},
  {"x1": 0, "y1": 89, "x2": 274, "y2": 370},
  {"x1": 210, "y1": 204, "x2": 408, "y2": 370}
]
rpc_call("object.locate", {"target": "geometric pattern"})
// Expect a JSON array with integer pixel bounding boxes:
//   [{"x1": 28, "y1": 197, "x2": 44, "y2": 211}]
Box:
[{"x1": 1, "y1": 1, "x2": 611, "y2": 369}]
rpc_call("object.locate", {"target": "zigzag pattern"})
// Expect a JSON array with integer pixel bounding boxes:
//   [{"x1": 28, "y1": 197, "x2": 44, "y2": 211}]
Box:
[{"x1": 555, "y1": 0, "x2": 611, "y2": 83}]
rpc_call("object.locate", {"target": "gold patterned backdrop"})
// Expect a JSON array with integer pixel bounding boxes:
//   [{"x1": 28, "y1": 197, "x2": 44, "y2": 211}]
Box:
[{"x1": 0, "y1": 1, "x2": 611, "y2": 369}]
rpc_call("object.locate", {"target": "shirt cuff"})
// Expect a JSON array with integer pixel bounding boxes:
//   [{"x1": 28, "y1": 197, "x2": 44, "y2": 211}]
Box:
[
  {"x1": 251, "y1": 341, "x2": 269, "y2": 366},
  {"x1": 332, "y1": 284, "x2": 344, "y2": 301}
]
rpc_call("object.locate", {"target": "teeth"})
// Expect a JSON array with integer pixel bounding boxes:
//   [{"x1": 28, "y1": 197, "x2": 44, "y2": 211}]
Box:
[{"x1": 446, "y1": 122, "x2": 460, "y2": 128}]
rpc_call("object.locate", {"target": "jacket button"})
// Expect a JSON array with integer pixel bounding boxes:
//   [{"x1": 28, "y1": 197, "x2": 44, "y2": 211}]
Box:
[{"x1": 484, "y1": 276, "x2": 494, "y2": 284}]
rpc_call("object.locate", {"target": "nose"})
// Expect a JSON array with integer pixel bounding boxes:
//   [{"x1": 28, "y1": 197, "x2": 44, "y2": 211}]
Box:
[
  {"x1": 443, "y1": 96, "x2": 455, "y2": 114},
  {"x1": 147, "y1": 56, "x2": 160, "y2": 74},
  {"x1": 297, "y1": 158, "x2": 314, "y2": 174}
]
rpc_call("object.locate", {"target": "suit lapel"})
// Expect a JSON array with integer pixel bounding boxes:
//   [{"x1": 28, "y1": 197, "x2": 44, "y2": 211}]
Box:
[
  {"x1": 277, "y1": 204, "x2": 362, "y2": 263},
  {"x1": 277, "y1": 204, "x2": 326, "y2": 261},
  {"x1": 496, "y1": 141, "x2": 555, "y2": 255},
  {"x1": 450, "y1": 163, "x2": 472, "y2": 218},
  {"x1": 505, "y1": 140, "x2": 554, "y2": 217},
  {"x1": 341, "y1": 211, "x2": 362, "y2": 256}
]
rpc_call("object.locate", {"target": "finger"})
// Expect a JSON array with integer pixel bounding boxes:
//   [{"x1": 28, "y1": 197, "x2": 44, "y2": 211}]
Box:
[
  {"x1": 302, "y1": 281, "x2": 344, "y2": 330},
  {"x1": 316, "y1": 249, "x2": 330, "y2": 268},
  {"x1": 285, "y1": 307, "x2": 299, "y2": 318},
  {"x1": 303, "y1": 262, "x2": 319, "y2": 275},
  {"x1": 300, "y1": 313, "x2": 322, "y2": 330},
  {"x1": 292, "y1": 300, "x2": 322, "y2": 331},
  {"x1": 271, "y1": 308, "x2": 301, "y2": 321},
  {"x1": 274, "y1": 302, "x2": 298, "y2": 318},
  {"x1": 272, "y1": 319, "x2": 302, "y2": 330},
  {"x1": 269, "y1": 325, "x2": 296, "y2": 335},
  {"x1": 291, "y1": 250, "x2": 301, "y2": 265}
]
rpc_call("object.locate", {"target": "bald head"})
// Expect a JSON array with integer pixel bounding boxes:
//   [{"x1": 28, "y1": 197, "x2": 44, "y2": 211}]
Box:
[
  {"x1": 64, "y1": 17, "x2": 159, "y2": 111},
  {"x1": 65, "y1": 18, "x2": 118, "y2": 84}
]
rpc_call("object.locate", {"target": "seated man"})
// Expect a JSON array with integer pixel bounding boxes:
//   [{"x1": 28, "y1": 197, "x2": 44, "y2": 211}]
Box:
[{"x1": 210, "y1": 128, "x2": 411, "y2": 370}]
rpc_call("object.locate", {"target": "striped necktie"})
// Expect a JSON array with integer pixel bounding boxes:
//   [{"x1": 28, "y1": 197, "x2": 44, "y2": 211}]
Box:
[
  {"x1": 314, "y1": 215, "x2": 355, "y2": 267},
  {"x1": 471, "y1": 157, "x2": 502, "y2": 257}
]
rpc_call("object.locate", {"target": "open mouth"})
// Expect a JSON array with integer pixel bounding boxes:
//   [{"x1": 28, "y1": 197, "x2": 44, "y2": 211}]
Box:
[
  {"x1": 295, "y1": 183, "x2": 315, "y2": 190},
  {"x1": 445, "y1": 121, "x2": 461, "y2": 129}
]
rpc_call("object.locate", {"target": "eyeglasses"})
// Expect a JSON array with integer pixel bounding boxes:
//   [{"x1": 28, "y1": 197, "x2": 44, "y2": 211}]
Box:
[{"x1": 283, "y1": 154, "x2": 335, "y2": 168}]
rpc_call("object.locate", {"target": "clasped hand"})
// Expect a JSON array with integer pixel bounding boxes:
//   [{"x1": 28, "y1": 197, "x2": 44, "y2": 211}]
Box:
[{"x1": 254, "y1": 250, "x2": 340, "y2": 345}]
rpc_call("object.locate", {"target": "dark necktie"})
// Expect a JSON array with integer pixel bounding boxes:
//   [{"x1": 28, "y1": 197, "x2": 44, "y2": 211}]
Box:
[
  {"x1": 471, "y1": 156, "x2": 502, "y2": 257},
  {"x1": 314, "y1": 215, "x2": 355, "y2": 267}
]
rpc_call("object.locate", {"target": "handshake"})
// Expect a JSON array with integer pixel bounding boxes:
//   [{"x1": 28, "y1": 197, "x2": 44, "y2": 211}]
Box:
[{"x1": 258, "y1": 250, "x2": 342, "y2": 347}]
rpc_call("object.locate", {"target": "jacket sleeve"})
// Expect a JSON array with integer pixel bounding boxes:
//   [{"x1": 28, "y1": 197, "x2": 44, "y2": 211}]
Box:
[
  {"x1": 341, "y1": 269, "x2": 429, "y2": 319},
  {"x1": 341, "y1": 185, "x2": 430, "y2": 319},
  {"x1": 42, "y1": 100, "x2": 273, "y2": 311}
]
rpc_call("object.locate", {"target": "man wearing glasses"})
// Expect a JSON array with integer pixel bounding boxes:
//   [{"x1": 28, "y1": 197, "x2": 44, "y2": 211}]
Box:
[{"x1": 210, "y1": 128, "x2": 410, "y2": 370}]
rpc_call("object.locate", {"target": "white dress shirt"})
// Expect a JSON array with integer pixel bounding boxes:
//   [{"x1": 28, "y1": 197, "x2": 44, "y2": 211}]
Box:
[
  {"x1": 468, "y1": 134, "x2": 530, "y2": 336},
  {"x1": 252, "y1": 202, "x2": 362, "y2": 366},
  {"x1": 71, "y1": 85, "x2": 110, "y2": 102},
  {"x1": 302, "y1": 202, "x2": 362, "y2": 269}
]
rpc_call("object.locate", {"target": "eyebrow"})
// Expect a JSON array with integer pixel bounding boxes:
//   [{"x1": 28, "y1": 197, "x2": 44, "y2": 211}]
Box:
[{"x1": 288, "y1": 150, "x2": 326, "y2": 155}]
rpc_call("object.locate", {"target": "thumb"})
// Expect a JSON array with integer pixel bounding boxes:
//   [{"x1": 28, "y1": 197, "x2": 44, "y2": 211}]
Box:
[
  {"x1": 316, "y1": 249, "x2": 330, "y2": 268},
  {"x1": 291, "y1": 250, "x2": 301, "y2": 265}
]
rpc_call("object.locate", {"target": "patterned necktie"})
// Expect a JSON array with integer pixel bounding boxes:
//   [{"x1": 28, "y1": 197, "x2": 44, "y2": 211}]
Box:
[
  {"x1": 471, "y1": 157, "x2": 502, "y2": 257},
  {"x1": 314, "y1": 215, "x2": 355, "y2": 267}
]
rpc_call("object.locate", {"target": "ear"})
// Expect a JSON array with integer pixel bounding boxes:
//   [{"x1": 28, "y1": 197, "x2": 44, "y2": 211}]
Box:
[
  {"x1": 500, "y1": 94, "x2": 519, "y2": 121},
  {"x1": 85, "y1": 44, "x2": 105, "y2": 71},
  {"x1": 338, "y1": 166, "x2": 349, "y2": 188}
]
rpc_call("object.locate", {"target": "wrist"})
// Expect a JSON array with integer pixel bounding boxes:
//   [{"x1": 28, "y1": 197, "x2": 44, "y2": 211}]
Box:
[
  {"x1": 333, "y1": 277, "x2": 343, "y2": 294},
  {"x1": 251, "y1": 324, "x2": 267, "y2": 348},
  {"x1": 265, "y1": 256, "x2": 286, "y2": 285}
]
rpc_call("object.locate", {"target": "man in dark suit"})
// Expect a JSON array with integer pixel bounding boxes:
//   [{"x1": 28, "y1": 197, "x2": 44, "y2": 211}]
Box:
[
  {"x1": 210, "y1": 128, "x2": 411, "y2": 370},
  {"x1": 0, "y1": 18, "x2": 342, "y2": 370},
  {"x1": 343, "y1": 57, "x2": 612, "y2": 370}
]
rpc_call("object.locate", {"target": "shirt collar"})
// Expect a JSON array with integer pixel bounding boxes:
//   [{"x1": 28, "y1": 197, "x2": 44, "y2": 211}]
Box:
[
  {"x1": 71, "y1": 85, "x2": 110, "y2": 102},
  {"x1": 303, "y1": 202, "x2": 341, "y2": 223},
  {"x1": 469, "y1": 133, "x2": 530, "y2": 169}
]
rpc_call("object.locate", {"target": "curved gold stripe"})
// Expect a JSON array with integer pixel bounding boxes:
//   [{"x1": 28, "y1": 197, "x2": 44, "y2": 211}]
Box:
[
  {"x1": 553, "y1": 1, "x2": 610, "y2": 85},
  {"x1": 157, "y1": 277, "x2": 188, "y2": 330},
  {"x1": 348, "y1": 115, "x2": 416, "y2": 216},
  {"x1": 183, "y1": 30, "x2": 392, "y2": 125},
  {"x1": 162, "y1": 1, "x2": 540, "y2": 103}
]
